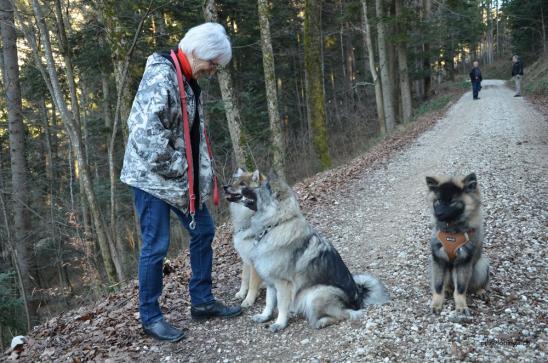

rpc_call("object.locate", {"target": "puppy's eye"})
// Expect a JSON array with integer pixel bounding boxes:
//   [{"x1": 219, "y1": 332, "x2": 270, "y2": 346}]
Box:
[
  {"x1": 239, "y1": 182, "x2": 245, "y2": 186},
  {"x1": 450, "y1": 201, "x2": 464, "y2": 209}
]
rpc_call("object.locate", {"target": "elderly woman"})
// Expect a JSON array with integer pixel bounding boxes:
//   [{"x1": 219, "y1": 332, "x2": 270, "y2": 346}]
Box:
[{"x1": 121, "y1": 22, "x2": 241, "y2": 342}]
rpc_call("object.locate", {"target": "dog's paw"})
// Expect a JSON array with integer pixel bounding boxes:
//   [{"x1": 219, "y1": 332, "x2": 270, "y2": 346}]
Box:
[
  {"x1": 456, "y1": 306, "x2": 471, "y2": 316},
  {"x1": 431, "y1": 306, "x2": 442, "y2": 315},
  {"x1": 252, "y1": 313, "x2": 272, "y2": 323},
  {"x1": 235, "y1": 290, "x2": 247, "y2": 300},
  {"x1": 476, "y1": 289, "x2": 490, "y2": 303},
  {"x1": 346, "y1": 309, "x2": 363, "y2": 320},
  {"x1": 313, "y1": 317, "x2": 338, "y2": 329},
  {"x1": 269, "y1": 322, "x2": 287, "y2": 333},
  {"x1": 241, "y1": 298, "x2": 255, "y2": 309}
]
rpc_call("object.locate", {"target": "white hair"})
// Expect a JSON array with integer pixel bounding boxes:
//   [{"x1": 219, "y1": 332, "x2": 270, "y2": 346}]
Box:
[{"x1": 179, "y1": 22, "x2": 232, "y2": 66}]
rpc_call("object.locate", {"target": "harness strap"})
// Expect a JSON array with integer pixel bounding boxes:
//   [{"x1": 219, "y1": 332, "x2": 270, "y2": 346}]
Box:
[
  {"x1": 436, "y1": 229, "x2": 475, "y2": 261},
  {"x1": 254, "y1": 223, "x2": 278, "y2": 245}
]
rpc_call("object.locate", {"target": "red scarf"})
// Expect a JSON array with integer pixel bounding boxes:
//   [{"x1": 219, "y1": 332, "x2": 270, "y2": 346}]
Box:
[{"x1": 176, "y1": 49, "x2": 193, "y2": 80}]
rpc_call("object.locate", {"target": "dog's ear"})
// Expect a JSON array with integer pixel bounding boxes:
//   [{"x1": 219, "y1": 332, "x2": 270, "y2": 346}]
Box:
[
  {"x1": 252, "y1": 169, "x2": 267, "y2": 183},
  {"x1": 426, "y1": 176, "x2": 440, "y2": 191},
  {"x1": 252, "y1": 169, "x2": 260, "y2": 182},
  {"x1": 234, "y1": 168, "x2": 245, "y2": 177},
  {"x1": 462, "y1": 173, "x2": 478, "y2": 193}
]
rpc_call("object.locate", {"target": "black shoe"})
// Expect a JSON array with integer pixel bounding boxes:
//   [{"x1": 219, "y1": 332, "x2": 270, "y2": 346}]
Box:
[
  {"x1": 142, "y1": 320, "x2": 186, "y2": 342},
  {"x1": 514, "y1": 94, "x2": 522, "y2": 97},
  {"x1": 191, "y1": 301, "x2": 242, "y2": 320}
]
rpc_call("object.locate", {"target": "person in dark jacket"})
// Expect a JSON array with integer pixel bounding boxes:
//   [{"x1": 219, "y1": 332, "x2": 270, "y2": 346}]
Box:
[
  {"x1": 469, "y1": 61, "x2": 483, "y2": 100},
  {"x1": 512, "y1": 55, "x2": 524, "y2": 97},
  {"x1": 121, "y1": 22, "x2": 241, "y2": 343}
]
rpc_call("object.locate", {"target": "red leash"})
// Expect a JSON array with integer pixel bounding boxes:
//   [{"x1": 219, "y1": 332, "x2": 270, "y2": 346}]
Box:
[{"x1": 170, "y1": 50, "x2": 219, "y2": 229}]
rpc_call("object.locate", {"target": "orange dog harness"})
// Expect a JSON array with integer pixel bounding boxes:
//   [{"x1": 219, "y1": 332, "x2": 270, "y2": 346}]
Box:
[{"x1": 436, "y1": 229, "x2": 475, "y2": 261}]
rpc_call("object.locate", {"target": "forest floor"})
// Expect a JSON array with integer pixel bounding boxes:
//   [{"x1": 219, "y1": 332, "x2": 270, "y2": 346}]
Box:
[{"x1": 8, "y1": 80, "x2": 547, "y2": 362}]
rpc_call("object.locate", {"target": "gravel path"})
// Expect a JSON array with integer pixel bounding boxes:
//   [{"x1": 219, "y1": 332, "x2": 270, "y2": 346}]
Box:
[
  {"x1": 18, "y1": 81, "x2": 547, "y2": 362},
  {"x1": 168, "y1": 80, "x2": 547, "y2": 362}
]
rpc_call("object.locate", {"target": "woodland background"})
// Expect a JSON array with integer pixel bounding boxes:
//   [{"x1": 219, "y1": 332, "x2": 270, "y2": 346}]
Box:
[{"x1": 0, "y1": 0, "x2": 546, "y2": 347}]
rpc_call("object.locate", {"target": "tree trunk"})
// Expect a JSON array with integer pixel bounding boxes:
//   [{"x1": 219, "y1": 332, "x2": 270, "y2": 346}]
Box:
[
  {"x1": 541, "y1": 5, "x2": 547, "y2": 55},
  {"x1": 28, "y1": 0, "x2": 118, "y2": 284},
  {"x1": 53, "y1": 0, "x2": 81, "y2": 130},
  {"x1": 422, "y1": 0, "x2": 432, "y2": 100},
  {"x1": 395, "y1": 0, "x2": 412, "y2": 123},
  {"x1": 0, "y1": 0, "x2": 37, "y2": 329},
  {"x1": 80, "y1": 82, "x2": 94, "y2": 243},
  {"x1": 106, "y1": 3, "x2": 153, "y2": 282},
  {"x1": 304, "y1": 0, "x2": 331, "y2": 169},
  {"x1": 361, "y1": 0, "x2": 385, "y2": 134},
  {"x1": 203, "y1": 0, "x2": 250, "y2": 169},
  {"x1": 257, "y1": 0, "x2": 285, "y2": 178},
  {"x1": 486, "y1": 0, "x2": 494, "y2": 64},
  {"x1": 338, "y1": 0, "x2": 349, "y2": 114},
  {"x1": 376, "y1": 0, "x2": 396, "y2": 133},
  {"x1": 0, "y1": 171, "x2": 31, "y2": 332},
  {"x1": 495, "y1": 0, "x2": 500, "y2": 56}
]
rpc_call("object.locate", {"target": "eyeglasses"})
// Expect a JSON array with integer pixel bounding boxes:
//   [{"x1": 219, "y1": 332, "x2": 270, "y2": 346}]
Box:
[{"x1": 208, "y1": 60, "x2": 220, "y2": 69}]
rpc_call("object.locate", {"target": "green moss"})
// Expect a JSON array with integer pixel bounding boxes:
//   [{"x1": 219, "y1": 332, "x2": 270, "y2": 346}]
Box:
[
  {"x1": 413, "y1": 95, "x2": 452, "y2": 119},
  {"x1": 525, "y1": 75, "x2": 548, "y2": 96}
]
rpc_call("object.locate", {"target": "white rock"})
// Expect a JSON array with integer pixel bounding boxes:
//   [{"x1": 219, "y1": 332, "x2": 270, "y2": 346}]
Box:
[{"x1": 10, "y1": 336, "x2": 27, "y2": 350}]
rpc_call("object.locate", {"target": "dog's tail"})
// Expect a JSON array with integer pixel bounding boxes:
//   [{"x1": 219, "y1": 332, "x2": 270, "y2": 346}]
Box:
[{"x1": 353, "y1": 273, "x2": 390, "y2": 307}]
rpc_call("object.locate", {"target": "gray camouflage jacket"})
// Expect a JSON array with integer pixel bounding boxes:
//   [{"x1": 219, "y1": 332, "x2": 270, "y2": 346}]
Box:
[{"x1": 120, "y1": 52, "x2": 213, "y2": 212}]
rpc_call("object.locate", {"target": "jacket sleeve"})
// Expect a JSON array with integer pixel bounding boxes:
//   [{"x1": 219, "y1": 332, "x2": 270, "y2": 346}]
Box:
[{"x1": 127, "y1": 63, "x2": 186, "y2": 179}]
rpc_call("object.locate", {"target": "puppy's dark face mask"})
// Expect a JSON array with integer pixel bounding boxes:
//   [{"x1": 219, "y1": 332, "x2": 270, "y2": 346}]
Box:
[
  {"x1": 426, "y1": 173, "x2": 478, "y2": 223},
  {"x1": 432, "y1": 183, "x2": 465, "y2": 222}
]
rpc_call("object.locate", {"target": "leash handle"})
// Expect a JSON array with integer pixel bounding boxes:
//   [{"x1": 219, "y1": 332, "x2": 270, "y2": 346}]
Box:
[{"x1": 203, "y1": 127, "x2": 219, "y2": 206}]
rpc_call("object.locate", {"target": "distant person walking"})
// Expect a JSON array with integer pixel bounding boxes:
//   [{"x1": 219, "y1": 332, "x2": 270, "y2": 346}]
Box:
[
  {"x1": 469, "y1": 61, "x2": 483, "y2": 100},
  {"x1": 511, "y1": 55, "x2": 524, "y2": 97}
]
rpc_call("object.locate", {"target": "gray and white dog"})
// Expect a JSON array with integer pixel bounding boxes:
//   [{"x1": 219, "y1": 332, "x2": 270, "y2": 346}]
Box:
[
  {"x1": 426, "y1": 173, "x2": 489, "y2": 315},
  {"x1": 223, "y1": 169, "x2": 264, "y2": 308},
  {"x1": 239, "y1": 172, "x2": 389, "y2": 332}
]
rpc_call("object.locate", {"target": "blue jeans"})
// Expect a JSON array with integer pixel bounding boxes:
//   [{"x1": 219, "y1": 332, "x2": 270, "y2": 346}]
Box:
[
  {"x1": 472, "y1": 80, "x2": 481, "y2": 99},
  {"x1": 133, "y1": 187, "x2": 215, "y2": 325}
]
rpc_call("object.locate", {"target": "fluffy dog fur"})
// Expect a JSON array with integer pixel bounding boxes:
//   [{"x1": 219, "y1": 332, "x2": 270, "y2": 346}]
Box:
[
  {"x1": 426, "y1": 173, "x2": 489, "y2": 315},
  {"x1": 239, "y1": 173, "x2": 389, "y2": 332},
  {"x1": 223, "y1": 169, "x2": 264, "y2": 308}
]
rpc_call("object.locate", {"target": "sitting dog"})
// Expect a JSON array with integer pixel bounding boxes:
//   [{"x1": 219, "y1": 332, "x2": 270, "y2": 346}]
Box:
[
  {"x1": 426, "y1": 173, "x2": 489, "y2": 315},
  {"x1": 238, "y1": 172, "x2": 389, "y2": 332},
  {"x1": 223, "y1": 169, "x2": 264, "y2": 308}
]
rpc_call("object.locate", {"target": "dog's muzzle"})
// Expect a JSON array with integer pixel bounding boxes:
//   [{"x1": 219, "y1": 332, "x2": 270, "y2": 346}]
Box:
[{"x1": 223, "y1": 185, "x2": 243, "y2": 202}]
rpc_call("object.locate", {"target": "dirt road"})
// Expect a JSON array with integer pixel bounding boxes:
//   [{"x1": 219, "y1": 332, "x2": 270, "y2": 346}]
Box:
[
  {"x1": 21, "y1": 81, "x2": 547, "y2": 362},
  {"x1": 172, "y1": 80, "x2": 547, "y2": 362}
]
